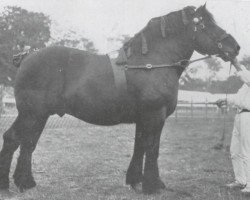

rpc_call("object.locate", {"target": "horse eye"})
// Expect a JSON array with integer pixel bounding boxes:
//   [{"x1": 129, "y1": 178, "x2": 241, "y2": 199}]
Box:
[
  {"x1": 200, "y1": 23, "x2": 205, "y2": 29},
  {"x1": 218, "y1": 43, "x2": 223, "y2": 49},
  {"x1": 193, "y1": 18, "x2": 199, "y2": 24}
]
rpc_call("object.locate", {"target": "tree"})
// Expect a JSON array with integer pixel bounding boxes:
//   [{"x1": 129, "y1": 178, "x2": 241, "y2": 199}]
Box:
[
  {"x1": 179, "y1": 65, "x2": 208, "y2": 91},
  {"x1": 180, "y1": 57, "x2": 223, "y2": 91},
  {"x1": 114, "y1": 34, "x2": 131, "y2": 44},
  {"x1": 204, "y1": 57, "x2": 222, "y2": 72},
  {"x1": 208, "y1": 76, "x2": 242, "y2": 94},
  {"x1": 240, "y1": 55, "x2": 250, "y2": 69},
  {"x1": 50, "y1": 30, "x2": 98, "y2": 53},
  {"x1": 0, "y1": 6, "x2": 51, "y2": 85}
]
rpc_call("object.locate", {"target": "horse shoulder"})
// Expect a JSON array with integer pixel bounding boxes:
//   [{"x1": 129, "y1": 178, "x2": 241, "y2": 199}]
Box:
[{"x1": 127, "y1": 69, "x2": 179, "y2": 109}]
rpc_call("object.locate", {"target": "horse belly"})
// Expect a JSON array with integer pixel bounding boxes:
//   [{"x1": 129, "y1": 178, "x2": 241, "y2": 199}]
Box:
[
  {"x1": 64, "y1": 81, "x2": 136, "y2": 125},
  {"x1": 67, "y1": 98, "x2": 136, "y2": 125}
]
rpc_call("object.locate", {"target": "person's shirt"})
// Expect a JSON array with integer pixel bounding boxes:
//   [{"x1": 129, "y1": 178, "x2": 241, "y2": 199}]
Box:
[{"x1": 227, "y1": 65, "x2": 250, "y2": 110}]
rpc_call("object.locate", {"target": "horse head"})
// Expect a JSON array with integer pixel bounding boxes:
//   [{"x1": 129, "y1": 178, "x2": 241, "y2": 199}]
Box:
[{"x1": 184, "y1": 4, "x2": 240, "y2": 62}]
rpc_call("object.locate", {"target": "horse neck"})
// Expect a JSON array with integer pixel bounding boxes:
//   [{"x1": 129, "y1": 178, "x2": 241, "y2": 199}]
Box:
[
  {"x1": 127, "y1": 21, "x2": 194, "y2": 66},
  {"x1": 128, "y1": 36, "x2": 194, "y2": 66}
]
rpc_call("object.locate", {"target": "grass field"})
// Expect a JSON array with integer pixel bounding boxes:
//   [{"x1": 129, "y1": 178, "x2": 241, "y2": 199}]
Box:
[{"x1": 0, "y1": 114, "x2": 249, "y2": 200}]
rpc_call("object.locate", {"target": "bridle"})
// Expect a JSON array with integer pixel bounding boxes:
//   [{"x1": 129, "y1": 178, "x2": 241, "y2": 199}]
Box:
[{"x1": 191, "y1": 15, "x2": 231, "y2": 57}]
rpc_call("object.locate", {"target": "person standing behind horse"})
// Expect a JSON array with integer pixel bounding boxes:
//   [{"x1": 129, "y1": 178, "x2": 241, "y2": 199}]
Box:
[{"x1": 217, "y1": 64, "x2": 250, "y2": 194}]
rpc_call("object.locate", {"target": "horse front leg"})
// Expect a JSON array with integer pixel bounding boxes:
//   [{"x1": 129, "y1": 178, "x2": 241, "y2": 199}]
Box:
[
  {"x1": 126, "y1": 122, "x2": 144, "y2": 191},
  {"x1": 141, "y1": 108, "x2": 166, "y2": 194}
]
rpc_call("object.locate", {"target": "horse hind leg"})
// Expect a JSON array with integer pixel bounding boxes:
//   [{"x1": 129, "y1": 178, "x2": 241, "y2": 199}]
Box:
[
  {"x1": 0, "y1": 118, "x2": 21, "y2": 189},
  {"x1": 11, "y1": 112, "x2": 48, "y2": 192}
]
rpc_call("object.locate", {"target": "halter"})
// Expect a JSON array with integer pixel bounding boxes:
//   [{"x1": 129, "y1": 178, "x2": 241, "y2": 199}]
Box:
[{"x1": 191, "y1": 16, "x2": 231, "y2": 54}]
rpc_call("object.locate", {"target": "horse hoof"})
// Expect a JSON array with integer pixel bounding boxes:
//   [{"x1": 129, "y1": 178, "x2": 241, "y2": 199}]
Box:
[
  {"x1": 17, "y1": 180, "x2": 36, "y2": 193},
  {"x1": 0, "y1": 189, "x2": 14, "y2": 199},
  {"x1": 157, "y1": 179, "x2": 166, "y2": 189},
  {"x1": 14, "y1": 175, "x2": 36, "y2": 192},
  {"x1": 0, "y1": 177, "x2": 9, "y2": 190},
  {"x1": 130, "y1": 183, "x2": 142, "y2": 193},
  {"x1": 142, "y1": 178, "x2": 166, "y2": 194}
]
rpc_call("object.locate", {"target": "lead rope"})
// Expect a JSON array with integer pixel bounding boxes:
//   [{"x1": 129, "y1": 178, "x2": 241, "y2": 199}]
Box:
[{"x1": 215, "y1": 63, "x2": 233, "y2": 150}]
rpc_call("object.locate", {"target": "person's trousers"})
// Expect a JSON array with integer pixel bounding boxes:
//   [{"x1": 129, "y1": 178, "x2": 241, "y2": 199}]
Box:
[{"x1": 230, "y1": 112, "x2": 250, "y2": 186}]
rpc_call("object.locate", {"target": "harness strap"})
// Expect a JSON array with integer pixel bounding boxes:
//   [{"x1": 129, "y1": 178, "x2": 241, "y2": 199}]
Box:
[
  {"x1": 122, "y1": 55, "x2": 212, "y2": 70},
  {"x1": 123, "y1": 60, "x2": 189, "y2": 70},
  {"x1": 109, "y1": 57, "x2": 128, "y2": 95}
]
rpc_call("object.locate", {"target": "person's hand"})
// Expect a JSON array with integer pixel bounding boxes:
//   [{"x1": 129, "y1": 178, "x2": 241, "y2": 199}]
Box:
[{"x1": 215, "y1": 99, "x2": 227, "y2": 108}]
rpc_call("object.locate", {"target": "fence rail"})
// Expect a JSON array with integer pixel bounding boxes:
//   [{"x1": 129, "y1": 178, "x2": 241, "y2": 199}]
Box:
[{"x1": 173, "y1": 102, "x2": 234, "y2": 119}]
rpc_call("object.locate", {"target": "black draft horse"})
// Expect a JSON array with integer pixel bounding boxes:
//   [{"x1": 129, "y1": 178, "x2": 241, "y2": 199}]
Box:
[{"x1": 0, "y1": 5, "x2": 240, "y2": 194}]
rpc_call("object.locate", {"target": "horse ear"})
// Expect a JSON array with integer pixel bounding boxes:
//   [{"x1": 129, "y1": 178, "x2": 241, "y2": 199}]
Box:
[{"x1": 203, "y1": 2, "x2": 207, "y2": 9}]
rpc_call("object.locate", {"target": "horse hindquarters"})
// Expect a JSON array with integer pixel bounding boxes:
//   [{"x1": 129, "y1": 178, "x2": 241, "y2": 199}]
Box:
[
  {"x1": 0, "y1": 113, "x2": 48, "y2": 191},
  {"x1": 126, "y1": 107, "x2": 166, "y2": 194}
]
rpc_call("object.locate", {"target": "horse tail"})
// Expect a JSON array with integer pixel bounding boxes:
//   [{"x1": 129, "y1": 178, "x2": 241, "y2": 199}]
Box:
[{"x1": 12, "y1": 51, "x2": 29, "y2": 68}]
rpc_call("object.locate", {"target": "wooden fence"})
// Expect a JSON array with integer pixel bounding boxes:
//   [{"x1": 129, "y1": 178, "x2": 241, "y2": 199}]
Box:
[{"x1": 172, "y1": 101, "x2": 235, "y2": 120}]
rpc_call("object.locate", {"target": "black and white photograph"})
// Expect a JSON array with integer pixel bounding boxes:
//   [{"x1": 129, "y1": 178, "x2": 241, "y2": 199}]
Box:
[{"x1": 0, "y1": 0, "x2": 249, "y2": 199}]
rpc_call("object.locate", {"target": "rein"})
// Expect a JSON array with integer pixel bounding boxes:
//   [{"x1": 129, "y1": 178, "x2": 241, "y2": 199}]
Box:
[{"x1": 122, "y1": 55, "x2": 213, "y2": 70}]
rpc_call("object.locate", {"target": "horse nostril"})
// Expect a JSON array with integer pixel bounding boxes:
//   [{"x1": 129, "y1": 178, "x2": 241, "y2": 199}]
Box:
[{"x1": 236, "y1": 45, "x2": 241, "y2": 52}]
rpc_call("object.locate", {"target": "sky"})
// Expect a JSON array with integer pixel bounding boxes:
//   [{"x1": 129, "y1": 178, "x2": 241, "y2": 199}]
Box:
[{"x1": 0, "y1": 0, "x2": 250, "y2": 79}]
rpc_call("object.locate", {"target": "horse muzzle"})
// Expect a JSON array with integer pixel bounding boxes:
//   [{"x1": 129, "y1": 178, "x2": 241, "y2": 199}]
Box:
[{"x1": 218, "y1": 45, "x2": 240, "y2": 62}]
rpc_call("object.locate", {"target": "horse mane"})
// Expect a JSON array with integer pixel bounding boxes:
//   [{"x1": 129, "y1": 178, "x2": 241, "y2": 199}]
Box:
[
  {"x1": 115, "y1": 9, "x2": 187, "y2": 64},
  {"x1": 123, "y1": 9, "x2": 184, "y2": 50}
]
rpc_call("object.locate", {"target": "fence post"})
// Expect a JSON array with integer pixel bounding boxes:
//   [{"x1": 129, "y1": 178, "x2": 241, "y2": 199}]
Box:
[
  {"x1": 205, "y1": 98, "x2": 208, "y2": 120},
  {"x1": 191, "y1": 98, "x2": 193, "y2": 119},
  {"x1": 0, "y1": 85, "x2": 3, "y2": 117},
  {"x1": 175, "y1": 106, "x2": 178, "y2": 122}
]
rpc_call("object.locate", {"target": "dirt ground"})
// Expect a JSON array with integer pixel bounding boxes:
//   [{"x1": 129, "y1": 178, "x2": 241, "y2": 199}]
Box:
[{"x1": 0, "y1": 115, "x2": 248, "y2": 200}]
